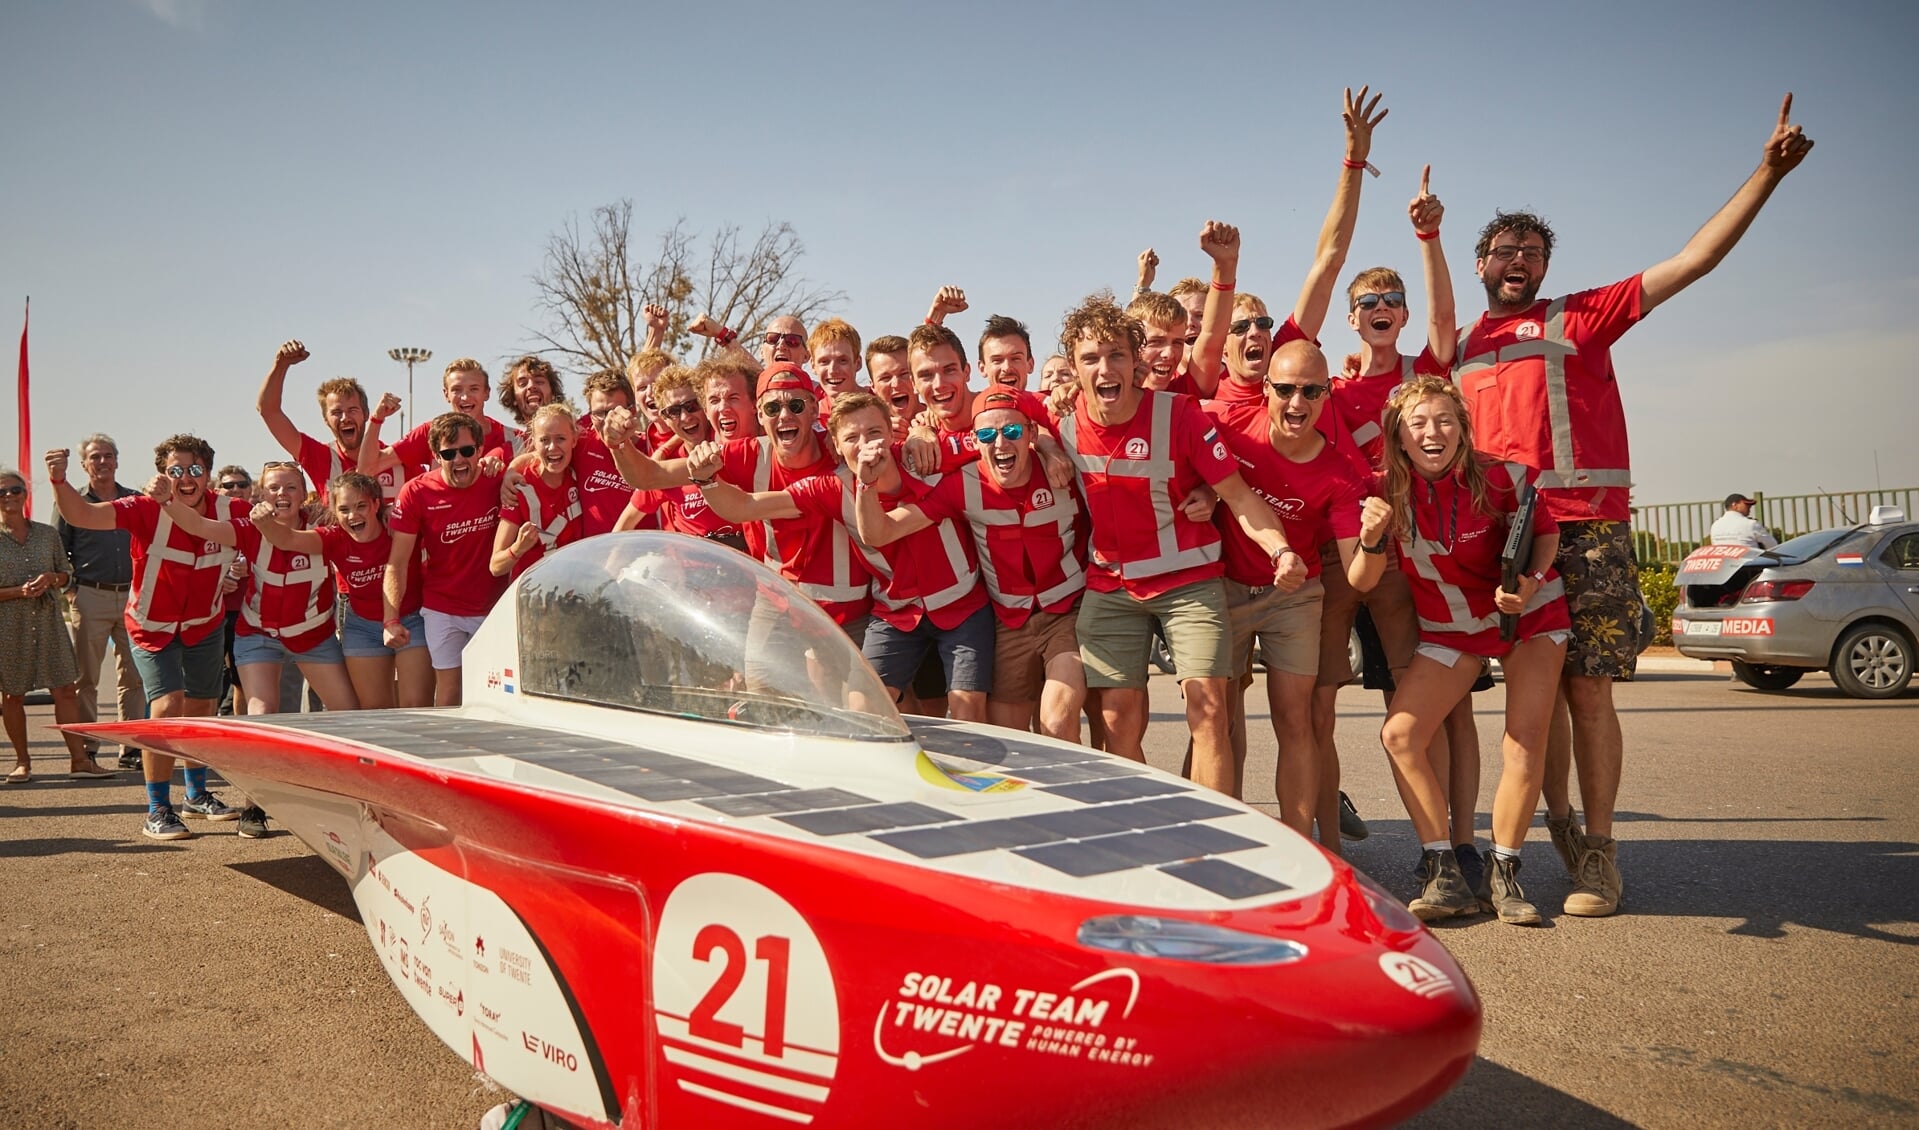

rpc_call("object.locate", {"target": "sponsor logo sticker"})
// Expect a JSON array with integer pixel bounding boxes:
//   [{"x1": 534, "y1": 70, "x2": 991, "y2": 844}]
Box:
[
  {"x1": 1123, "y1": 438, "x2": 1150, "y2": 460},
  {"x1": 1720, "y1": 618, "x2": 1774, "y2": 637},
  {"x1": 1379, "y1": 952, "x2": 1456, "y2": 999},
  {"x1": 1515, "y1": 321, "x2": 1541, "y2": 341}
]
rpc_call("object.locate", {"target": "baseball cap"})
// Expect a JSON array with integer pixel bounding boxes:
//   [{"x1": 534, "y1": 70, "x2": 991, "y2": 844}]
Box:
[
  {"x1": 755, "y1": 362, "x2": 820, "y2": 401},
  {"x1": 1725, "y1": 493, "x2": 1756, "y2": 508},
  {"x1": 971, "y1": 388, "x2": 1029, "y2": 421}
]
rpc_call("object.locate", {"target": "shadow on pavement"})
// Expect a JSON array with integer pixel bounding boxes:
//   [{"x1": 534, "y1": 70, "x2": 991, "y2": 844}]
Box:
[
  {"x1": 1613, "y1": 809, "x2": 1886, "y2": 825},
  {"x1": 228, "y1": 853, "x2": 362, "y2": 922},
  {"x1": 0, "y1": 836, "x2": 182, "y2": 858},
  {"x1": 1406, "y1": 1056, "x2": 1640, "y2": 1127}
]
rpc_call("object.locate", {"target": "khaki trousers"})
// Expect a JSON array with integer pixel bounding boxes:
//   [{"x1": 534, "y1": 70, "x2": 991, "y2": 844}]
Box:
[{"x1": 68, "y1": 585, "x2": 146, "y2": 749}]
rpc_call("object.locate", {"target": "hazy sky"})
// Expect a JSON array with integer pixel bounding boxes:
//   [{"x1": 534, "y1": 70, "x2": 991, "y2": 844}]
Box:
[{"x1": 4, "y1": 0, "x2": 1916, "y2": 511}]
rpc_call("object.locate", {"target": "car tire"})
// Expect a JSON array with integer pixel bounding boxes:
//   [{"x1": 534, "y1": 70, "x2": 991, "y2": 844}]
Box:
[
  {"x1": 1829, "y1": 622, "x2": 1915, "y2": 699},
  {"x1": 1731, "y1": 660, "x2": 1805, "y2": 691},
  {"x1": 1348, "y1": 629, "x2": 1363, "y2": 683}
]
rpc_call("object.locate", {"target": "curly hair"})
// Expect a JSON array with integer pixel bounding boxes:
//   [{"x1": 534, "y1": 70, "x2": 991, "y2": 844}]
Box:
[
  {"x1": 1057, "y1": 290, "x2": 1144, "y2": 361},
  {"x1": 581, "y1": 369, "x2": 634, "y2": 406},
  {"x1": 314, "y1": 377, "x2": 370, "y2": 414},
  {"x1": 1474, "y1": 211, "x2": 1556, "y2": 263},
  {"x1": 650, "y1": 364, "x2": 700, "y2": 404},
  {"x1": 154, "y1": 434, "x2": 215, "y2": 473},
  {"x1": 500, "y1": 355, "x2": 566, "y2": 418},
  {"x1": 1379, "y1": 376, "x2": 1495, "y2": 541}
]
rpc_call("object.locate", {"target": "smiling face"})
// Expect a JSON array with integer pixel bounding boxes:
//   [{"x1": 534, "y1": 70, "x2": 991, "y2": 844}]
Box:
[
  {"x1": 1398, "y1": 394, "x2": 1464, "y2": 479},
  {"x1": 436, "y1": 426, "x2": 481, "y2": 489},
  {"x1": 1073, "y1": 334, "x2": 1143, "y2": 425},
  {"x1": 1224, "y1": 298, "x2": 1274, "y2": 384},
  {"x1": 761, "y1": 316, "x2": 809, "y2": 366},
  {"x1": 979, "y1": 335, "x2": 1033, "y2": 390},
  {"x1": 867, "y1": 350, "x2": 918, "y2": 436},
  {"x1": 260, "y1": 465, "x2": 307, "y2": 523},
  {"x1": 1176, "y1": 291, "x2": 1206, "y2": 347},
  {"x1": 654, "y1": 383, "x2": 710, "y2": 446},
  {"x1": 1348, "y1": 289, "x2": 1410, "y2": 351},
  {"x1": 80, "y1": 441, "x2": 119, "y2": 490},
  {"x1": 161, "y1": 450, "x2": 210, "y2": 509},
  {"x1": 443, "y1": 369, "x2": 490, "y2": 418},
  {"x1": 812, "y1": 340, "x2": 861, "y2": 395},
  {"x1": 532, "y1": 414, "x2": 575, "y2": 474},
  {"x1": 1039, "y1": 354, "x2": 1074, "y2": 393},
  {"x1": 831, "y1": 404, "x2": 892, "y2": 470},
  {"x1": 322, "y1": 391, "x2": 367, "y2": 451},
  {"x1": 511, "y1": 366, "x2": 555, "y2": 419},
  {"x1": 1138, "y1": 317, "x2": 1189, "y2": 390},
  {"x1": 703, "y1": 373, "x2": 756, "y2": 442},
  {"x1": 1477, "y1": 230, "x2": 1551, "y2": 313},
  {"x1": 972, "y1": 407, "x2": 1033, "y2": 488},
  {"x1": 331, "y1": 485, "x2": 379, "y2": 542},
  {"x1": 759, "y1": 386, "x2": 820, "y2": 462},
  {"x1": 1264, "y1": 342, "x2": 1331, "y2": 442},
  {"x1": 911, "y1": 343, "x2": 973, "y2": 429},
  {"x1": 0, "y1": 471, "x2": 25, "y2": 518}
]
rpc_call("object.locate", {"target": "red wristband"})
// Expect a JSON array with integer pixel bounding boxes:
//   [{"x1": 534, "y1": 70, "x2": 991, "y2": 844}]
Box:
[
  {"x1": 383, "y1": 619, "x2": 401, "y2": 628},
  {"x1": 923, "y1": 316, "x2": 938, "y2": 325},
  {"x1": 713, "y1": 327, "x2": 737, "y2": 346},
  {"x1": 1342, "y1": 158, "x2": 1366, "y2": 170},
  {"x1": 1415, "y1": 229, "x2": 1440, "y2": 242},
  {"x1": 1210, "y1": 279, "x2": 1235, "y2": 292}
]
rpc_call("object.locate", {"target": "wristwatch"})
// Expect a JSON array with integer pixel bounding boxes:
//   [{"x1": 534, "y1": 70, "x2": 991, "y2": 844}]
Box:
[{"x1": 1361, "y1": 537, "x2": 1387, "y2": 555}]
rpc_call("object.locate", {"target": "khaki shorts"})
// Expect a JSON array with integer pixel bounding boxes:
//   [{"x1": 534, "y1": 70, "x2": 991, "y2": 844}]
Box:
[
  {"x1": 1316, "y1": 546, "x2": 1418, "y2": 686},
  {"x1": 1556, "y1": 520, "x2": 1643, "y2": 681},
  {"x1": 1226, "y1": 577, "x2": 1324, "y2": 678},
  {"x1": 992, "y1": 608, "x2": 1080, "y2": 703},
  {"x1": 1078, "y1": 578, "x2": 1231, "y2": 689}
]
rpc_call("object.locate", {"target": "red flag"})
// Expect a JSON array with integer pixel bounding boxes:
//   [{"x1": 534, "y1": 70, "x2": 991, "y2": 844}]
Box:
[{"x1": 15, "y1": 298, "x2": 27, "y2": 519}]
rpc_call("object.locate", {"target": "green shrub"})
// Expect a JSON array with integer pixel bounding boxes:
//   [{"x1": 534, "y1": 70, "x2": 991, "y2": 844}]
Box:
[{"x1": 1639, "y1": 564, "x2": 1679, "y2": 646}]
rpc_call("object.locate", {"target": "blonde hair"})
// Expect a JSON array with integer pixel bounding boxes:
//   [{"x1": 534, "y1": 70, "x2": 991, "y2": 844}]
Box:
[
  {"x1": 1125, "y1": 291, "x2": 1187, "y2": 329},
  {"x1": 1347, "y1": 267, "x2": 1407, "y2": 306},
  {"x1": 1379, "y1": 376, "x2": 1494, "y2": 540},
  {"x1": 443, "y1": 358, "x2": 488, "y2": 385}
]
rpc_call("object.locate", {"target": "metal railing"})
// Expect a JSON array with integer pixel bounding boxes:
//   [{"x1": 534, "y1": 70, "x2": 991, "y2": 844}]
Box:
[{"x1": 1633, "y1": 488, "x2": 1917, "y2": 567}]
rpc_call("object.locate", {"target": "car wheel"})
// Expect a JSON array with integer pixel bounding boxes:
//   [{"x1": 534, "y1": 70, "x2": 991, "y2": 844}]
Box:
[
  {"x1": 1731, "y1": 660, "x2": 1805, "y2": 691},
  {"x1": 1348, "y1": 629, "x2": 1363, "y2": 683},
  {"x1": 1829, "y1": 623, "x2": 1915, "y2": 699}
]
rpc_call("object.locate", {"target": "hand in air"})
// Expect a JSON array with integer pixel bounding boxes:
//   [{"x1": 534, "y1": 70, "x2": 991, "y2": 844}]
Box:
[
  {"x1": 1199, "y1": 221, "x2": 1240, "y2": 269},
  {"x1": 1408, "y1": 165, "x2": 1444, "y2": 235},
  {"x1": 1136, "y1": 248, "x2": 1159, "y2": 290},
  {"x1": 275, "y1": 339, "x2": 310, "y2": 368},
  {"x1": 375, "y1": 392, "x2": 402, "y2": 421},
  {"x1": 1342, "y1": 85, "x2": 1389, "y2": 164},
  {"x1": 927, "y1": 286, "x2": 968, "y2": 322},
  {"x1": 44, "y1": 448, "x2": 70, "y2": 483},
  {"x1": 144, "y1": 474, "x2": 172, "y2": 503},
  {"x1": 1358, "y1": 497, "x2": 1394, "y2": 545},
  {"x1": 686, "y1": 314, "x2": 722, "y2": 338},
  {"x1": 1762, "y1": 92, "x2": 1814, "y2": 176},
  {"x1": 249, "y1": 500, "x2": 277, "y2": 525},
  {"x1": 601, "y1": 406, "x2": 636, "y2": 447},
  {"x1": 642, "y1": 303, "x2": 669, "y2": 333}
]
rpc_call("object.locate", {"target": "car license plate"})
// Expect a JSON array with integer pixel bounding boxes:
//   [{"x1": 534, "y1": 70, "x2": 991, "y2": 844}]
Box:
[{"x1": 1686, "y1": 621, "x2": 1722, "y2": 636}]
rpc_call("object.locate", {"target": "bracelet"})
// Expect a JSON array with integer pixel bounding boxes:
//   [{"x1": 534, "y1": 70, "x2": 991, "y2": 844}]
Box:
[
  {"x1": 691, "y1": 474, "x2": 717, "y2": 487},
  {"x1": 1361, "y1": 537, "x2": 1387, "y2": 555},
  {"x1": 923, "y1": 316, "x2": 938, "y2": 325},
  {"x1": 1415, "y1": 229, "x2": 1440, "y2": 242},
  {"x1": 371, "y1": 415, "x2": 387, "y2": 425},
  {"x1": 713, "y1": 327, "x2": 737, "y2": 347},
  {"x1": 1270, "y1": 547, "x2": 1297, "y2": 561},
  {"x1": 1342, "y1": 158, "x2": 1366, "y2": 170},
  {"x1": 382, "y1": 619, "x2": 401, "y2": 628},
  {"x1": 1210, "y1": 279, "x2": 1235, "y2": 292}
]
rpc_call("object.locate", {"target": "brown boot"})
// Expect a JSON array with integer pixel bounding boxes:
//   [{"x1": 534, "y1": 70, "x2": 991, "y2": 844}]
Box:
[
  {"x1": 1546, "y1": 808, "x2": 1584, "y2": 877},
  {"x1": 1563, "y1": 833, "x2": 1623, "y2": 917},
  {"x1": 1408, "y1": 849, "x2": 1480, "y2": 922},
  {"x1": 1487, "y1": 854, "x2": 1544, "y2": 925}
]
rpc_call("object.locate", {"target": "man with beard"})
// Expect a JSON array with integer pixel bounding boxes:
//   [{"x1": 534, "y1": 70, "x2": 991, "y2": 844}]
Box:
[
  {"x1": 498, "y1": 356, "x2": 566, "y2": 449},
  {"x1": 362, "y1": 357, "x2": 512, "y2": 479},
  {"x1": 1456, "y1": 95, "x2": 1813, "y2": 917},
  {"x1": 256, "y1": 339, "x2": 409, "y2": 502},
  {"x1": 382, "y1": 413, "x2": 507, "y2": 707}
]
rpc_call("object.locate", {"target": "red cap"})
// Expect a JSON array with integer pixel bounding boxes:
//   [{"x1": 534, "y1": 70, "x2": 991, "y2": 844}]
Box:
[
  {"x1": 971, "y1": 387, "x2": 1028, "y2": 421},
  {"x1": 755, "y1": 362, "x2": 820, "y2": 401}
]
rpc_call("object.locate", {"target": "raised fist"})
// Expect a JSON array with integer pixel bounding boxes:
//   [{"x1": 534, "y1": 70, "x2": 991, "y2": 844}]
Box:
[
  {"x1": 375, "y1": 392, "x2": 402, "y2": 421},
  {"x1": 687, "y1": 440, "x2": 724, "y2": 482},
  {"x1": 249, "y1": 500, "x2": 276, "y2": 525},
  {"x1": 276, "y1": 339, "x2": 310, "y2": 367},
  {"x1": 1359, "y1": 496, "x2": 1394, "y2": 544},
  {"x1": 686, "y1": 314, "x2": 722, "y2": 338},
  {"x1": 1199, "y1": 221, "x2": 1240, "y2": 265},
  {"x1": 601, "y1": 405, "x2": 636, "y2": 447},
  {"x1": 1136, "y1": 248, "x2": 1159, "y2": 290},
  {"x1": 643, "y1": 303, "x2": 669, "y2": 332},
  {"x1": 43, "y1": 448, "x2": 70, "y2": 483},
  {"x1": 144, "y1": 474, "x2": 172, "y2": 503},
  {"x1": 926, "y1": 286, "x2": 968, "y2": 324}
]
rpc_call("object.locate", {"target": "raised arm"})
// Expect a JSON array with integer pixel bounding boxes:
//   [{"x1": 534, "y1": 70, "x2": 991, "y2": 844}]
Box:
[
  {"x1": 1134, "y1": 249, "x2": 1158, "y2": 296},
  {"x1": 158, "y1": 489, "x2": 239, "y2": 548},
  {"x1": 641, "y1": 303, "x2": 669, "y2": 353},
  {"x1": 685, "y1": 441, "x2": 797, "y2": 522},
  {"x1": 1406, "y1": 165, "x2": 1458, "y2": 365},
  {"x1": 43, "y1": 449, "x2": 116, "y2": 530},
  {"x1": 251, "y1": 502, "x2": 324, "y2": 555},
  {"x1": 924, "y1": 286, "x2": 968, "y2": 328},
  {"x1": 852, "y1": 438, "x2": 935, "y2": 547},
  {"x1": 1184, "y1": 221, "x2": 1241, "y2": 398},
  {"x1": 256, "y1": 339, "x2": 310, "y2": 457},
  {"x1": 1640, "y1": 93, "x2": 1814, "y2": 315},
  {"x1": 1293, "y1": 86, "x2": 1388, "y2": 338},
  {"x1": 686, "y1": 314, "x2": 758, "y2": 365},
  {"x1": 602, "y1": 406, "x2": 690, "y2": 490},
  {"x1": 357, "y1": 392, "x2": 405, "y2": 474}
]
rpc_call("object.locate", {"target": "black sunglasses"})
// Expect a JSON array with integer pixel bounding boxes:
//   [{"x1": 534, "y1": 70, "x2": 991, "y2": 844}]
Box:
[
  {"x1": 1268, "y1": 382, "x2": 1331, "y2": 401},
  {"x1": 1352, "y1": 291, "x2": 1406, "y2": 312},
  {"x1": 1228, "y1": 316, "x2": 1277, "y2": 336},
  {"x1": 218, "y1": 480, "x2": 251, "y2": 491},
  {"x1": 437, "y1": 444, "x2": 478, "y2": 461},
  {"x1": 0, "y1": 484, "x2": 25, "y2": 498},
  {"x1": 760, "y1": 397, "x2": 810, "y2": 418},
  {"x1": 659, "y1": 401, "x2": 702, "y2": 420}
]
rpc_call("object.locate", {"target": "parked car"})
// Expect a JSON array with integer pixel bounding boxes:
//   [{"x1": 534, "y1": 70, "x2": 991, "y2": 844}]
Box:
[{"x1": 1672, "y1": 506, "x2": 1918, "y2": 698}]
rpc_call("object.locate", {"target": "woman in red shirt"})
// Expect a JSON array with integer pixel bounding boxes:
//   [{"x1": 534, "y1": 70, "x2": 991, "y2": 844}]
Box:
[{"x1": 1351, "y1": 377, "x2": 1568, "y2": 926}]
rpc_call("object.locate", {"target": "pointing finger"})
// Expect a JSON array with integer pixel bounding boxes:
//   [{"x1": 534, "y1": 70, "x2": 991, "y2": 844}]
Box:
[
  {"x1": 1778, "y1": 92, "x2": 1793, "y2": 127},
  {"x1": 1420, "y1": 163, "x2": 1430, "y2": 195}
]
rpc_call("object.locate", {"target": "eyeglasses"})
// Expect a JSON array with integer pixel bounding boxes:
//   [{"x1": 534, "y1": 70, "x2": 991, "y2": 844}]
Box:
[
  {"x1": 218, "y1": 481, "x2": 251, "y2": 491},
  {"x1": 1228, "y1": 316, "x2": 1277, "y2": 336},
  {"x1": 165, "y1": 464, "x2": 207, "y2": 479},
  {"x1": 1486, "y1": 246, "x2": 1546, "y2": 263},
  {"x1": 1352, "y1": 291, "x2": 1406, "y2": 311},
  {"x1": 763, "y1": 332, "x2": 805, "y2": 349},
  {"x1": 974, "y1": 423, "x2": 1025, "y2": 445},
  {"x1": 760, "y1": 397, "x2": 810, "y2": 418},
  {"x1": 436, "y1": 445, "x2": 478, "y2": 461},
  {"x1": 0, "y1": 485, "x2": 25, "y2": 498},
  {"x1": 659, "y1": 401, "x2": 702, "y2": 420},
  {"x1": 1268, "y1": 382, "x2": 1331, "y2": 401}
]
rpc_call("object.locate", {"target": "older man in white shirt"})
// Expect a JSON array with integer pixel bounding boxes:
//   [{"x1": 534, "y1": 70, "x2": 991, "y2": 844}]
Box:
[{"x1": 1710, "y1": 493, "x2": 1778, "y2": 549}]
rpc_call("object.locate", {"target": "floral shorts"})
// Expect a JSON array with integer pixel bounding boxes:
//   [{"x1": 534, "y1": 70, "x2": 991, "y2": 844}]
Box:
[{"x1": 1553, "y1": 520, "x2": 1643, "y2": 681}]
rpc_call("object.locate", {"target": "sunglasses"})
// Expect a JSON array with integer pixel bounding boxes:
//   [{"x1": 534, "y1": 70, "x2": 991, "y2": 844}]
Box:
[
  {"x1": 1352, "y1": 291, "x2": 1406, "y2": 311},
  {"x1": 165, "y1": 464, "x2": 208, "y2": 479},
  {"x1": 760, "y1": 396, "x2": 810, "y2": 418},
  {"x1": 659, "y1": 401, "x2": 702, "y2": 420},
  {"x1": 218, "y1": 481, "x2": 251, "y2": 491},
  {"x1": 436, "y1": 444, "x2": 478, "y2": 461},
  {"x1": 1268, "y1": 382, "x2": 1331, "y2": 401},
  {"x1": 973, "y1": 423, "x2": 1025, "y2": 444},
  {"x1": 0, "y1": 484, "x2": 25, "y2": 498},
  {"x1": 763, "y1": 332, "x2": 805, "y2": 349},
  {"x1": 1228, "y1": 316, "x2": 1277, "y2": 336}
]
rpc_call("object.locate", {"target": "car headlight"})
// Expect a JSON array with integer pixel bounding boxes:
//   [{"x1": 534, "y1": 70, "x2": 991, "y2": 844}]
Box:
[{"x1": 1076, "y1": 915, "x2": 1308, "y2": 965}]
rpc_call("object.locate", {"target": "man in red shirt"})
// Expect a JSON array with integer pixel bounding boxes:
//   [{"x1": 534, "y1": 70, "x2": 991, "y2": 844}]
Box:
[
  {"x1": 809, "y1": 318, "x2": 865, "y2": 407},
  {"x1": 699, "y1": 357, "x2": 763, "y2": 446},
  {"x1": 382, "y1": 413, "x2": 508, "y2": 707},
  {"x1": 865, "y1": 336, "x2": 920, "y2": 443},
  {"x1": 578, "y1": 370, "x2": 635, "y2": 436},
  {"x1": 498, "y1": 355, "x2": 566, "y2": 448},
  {"x1": 360, "y1": 358, "x2": 513, "y2": 479},
  {"x1": 616, "y1": 364, "x2": 746, "y2": 551},
  {"x1": 1055, "y1": 295, "x2": 1304, "y2": 795},
  {"x1": 1457, "y1": 95, "x2": 1814, "y2": 917},
  {"x1": 256, "y1": 339, "x2": 410, "y2": 503},
  {"x1": 46, "y1": 436, "x2": 254, "y2": 841}
]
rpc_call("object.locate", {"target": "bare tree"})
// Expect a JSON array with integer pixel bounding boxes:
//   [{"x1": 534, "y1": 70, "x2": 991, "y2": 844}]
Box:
[{"x1": 529, "y1": 201, "x2": 845, "y2": 375}]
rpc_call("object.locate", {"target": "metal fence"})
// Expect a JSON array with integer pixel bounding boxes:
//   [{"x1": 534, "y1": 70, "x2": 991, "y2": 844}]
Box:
[{"x1": 1633, "y1": 488, "x2": 1918, "y2": 568}]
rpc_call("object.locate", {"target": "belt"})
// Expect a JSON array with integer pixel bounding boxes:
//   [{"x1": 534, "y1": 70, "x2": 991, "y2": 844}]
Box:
[{"x1": 77, "y1": 580, "x2": 132, "y2": 592}]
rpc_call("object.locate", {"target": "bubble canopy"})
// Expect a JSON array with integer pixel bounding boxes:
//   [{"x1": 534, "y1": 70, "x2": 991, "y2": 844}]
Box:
[{"x1": 514, "y1": 534, "x2": 909, "y2": 742}]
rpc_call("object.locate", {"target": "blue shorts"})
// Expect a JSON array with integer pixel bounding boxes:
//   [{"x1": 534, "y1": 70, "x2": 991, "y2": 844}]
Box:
[
  {"x1": 233, "y1": 630, "x2": 345, "y2": 668},
  {"x1": 131, "y1": 630, "x2": 227, "y2": 703},
  {"x1": 341, "y1": 606, "x2": 427, "y2": 658},
  {"x1": 863, "y1": 602, "x2": 995, "y2": 695}
]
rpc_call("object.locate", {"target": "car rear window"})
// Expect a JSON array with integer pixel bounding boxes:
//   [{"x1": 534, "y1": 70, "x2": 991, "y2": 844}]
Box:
[{"x1": 1767, "y1": 529, "x2": 1861, "y2": 564}]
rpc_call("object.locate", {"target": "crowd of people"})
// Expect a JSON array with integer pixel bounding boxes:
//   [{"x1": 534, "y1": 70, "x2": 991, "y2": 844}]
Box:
[{"x1": 6, "y1": 89, "x2": 1813, "y2": 925}]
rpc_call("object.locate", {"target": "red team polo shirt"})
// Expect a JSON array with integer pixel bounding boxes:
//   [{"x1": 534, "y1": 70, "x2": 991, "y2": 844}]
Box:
[
  {"x1": 630, "y1": 484, "x2": 740, "y2": 541},
  {"x1": 717, "y1": 437, "x2": 872, "y2": 625},
  {"x1": 314, "y1": 522, "x2": 420, "y2": 623},
  {"x1": 1327, "y1": 347, "x2": 1451, "y2": 473},
  {"x1": 789, "y1": 471, "x2": 985, "y2": 633},
  {"x1": 498, "y1": 471, "x2": 583, "y2": 578},
  {"x1": 295, "y1": 433, "x2": 410, "y2": 503},
  {"x1": 386, "y1": 469, "x2": 509, "y2": 618},
  {"x1": 916, "y1": 465, "x2": 1087, "y2": 628},
  {"x1": 390, "y1": 415, "x2": 514, "y2": 470},
  {"x1": 1208, "y1": 414, "x2": 1367, "y2": 586},
  {"x1": 568, "y1": 430, "x2": 635, "y2": 537},
  {"x1": 112, "y1": 494, "x2": 247, "y2": 652},
  {"x1": 231, "y1": 519, "x2": 338, "y2": 653}
]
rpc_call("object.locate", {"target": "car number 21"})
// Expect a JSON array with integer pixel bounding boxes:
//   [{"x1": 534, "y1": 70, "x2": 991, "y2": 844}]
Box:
[{"x1": 652, "y1": 873, "x2": 841, "y2": 1122}]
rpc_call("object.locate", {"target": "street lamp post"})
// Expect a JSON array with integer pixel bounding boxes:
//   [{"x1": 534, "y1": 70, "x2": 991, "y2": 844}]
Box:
[{"x1": 386, "y1": 347, "x2": 433, "y2": 434}]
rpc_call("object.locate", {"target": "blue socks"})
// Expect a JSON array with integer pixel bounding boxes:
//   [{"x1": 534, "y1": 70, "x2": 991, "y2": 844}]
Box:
[
  {"x1": 145, "y1": 780, "x2": 171, "y2": 811},
  {"x1": 182, "y1": 766, "x2": 209, "y2": 801}
]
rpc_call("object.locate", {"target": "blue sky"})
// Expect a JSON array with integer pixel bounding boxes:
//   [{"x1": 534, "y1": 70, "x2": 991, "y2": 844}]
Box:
[{"x1": 4, "y1": 0, "x2": 1915, "y2": 510}]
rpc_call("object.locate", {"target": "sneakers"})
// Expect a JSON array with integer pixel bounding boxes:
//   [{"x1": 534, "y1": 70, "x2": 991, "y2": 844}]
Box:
[
  {"x1": 237, "y1": 805, "x2": 270, "y2": 839},
  {"x1": 1487, "y1": 854, "x2": 1544, "y2": 925},
  {"x1": 142, "y1": 806, "x2": 192, "y2": 841},
  {"x1": 1564, "y1": 834, "x2": 1623, "y2": 917},
  {"x1": 116, "y1": 749, "x2": 146, "y2": 771},
  {"x1": 1546, "y1": 808, "x2": 1585, "y2": 876},
  {"x1": 1338, "y1": 791, "x2": 1370, "y2": 841},
  {"x1": 1407, "y1": 849, "x2": 1480, "y2": 921},
  {"x1": 182, "y1": 792, "x2": 240, "y2": 821},
  {"x1": 1455, "y1": 843, "x2": 1491, "y2": 912}
]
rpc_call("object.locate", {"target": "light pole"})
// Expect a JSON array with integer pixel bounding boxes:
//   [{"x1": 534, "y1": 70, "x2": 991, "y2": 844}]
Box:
[{"x1": 387, "y1": 347, "x2": 432, "y2": 434}]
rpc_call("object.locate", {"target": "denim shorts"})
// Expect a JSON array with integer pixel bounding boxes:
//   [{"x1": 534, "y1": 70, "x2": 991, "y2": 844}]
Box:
[
  {"x1": 341, "y1": 606, "x2": 427, "y2": 658},
  {"x1": 233, "y1": 629, "x2": 345, "y2": 667},
  {"x1": 131, "y1": 630, "x2": 227, "y2": 703},
  {"x1": 863, "y1": 603, "x2": 996, "y2": 695}
]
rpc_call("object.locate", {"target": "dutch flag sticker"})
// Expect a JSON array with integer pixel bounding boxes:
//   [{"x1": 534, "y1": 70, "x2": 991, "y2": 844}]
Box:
[{"x1": 1835, "y1": 553, "x2": 1864, "y2": 567}]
